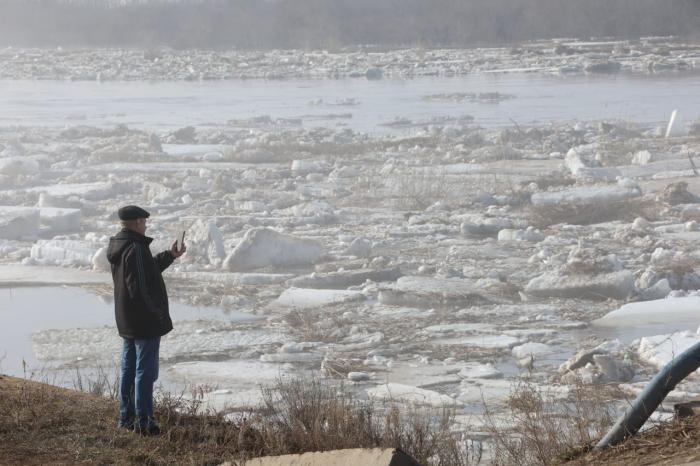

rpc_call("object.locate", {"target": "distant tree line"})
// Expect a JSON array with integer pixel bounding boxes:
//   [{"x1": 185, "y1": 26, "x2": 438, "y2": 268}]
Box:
[{"x1": 0, "y1": 0, "x2": 698, "y2": 49}]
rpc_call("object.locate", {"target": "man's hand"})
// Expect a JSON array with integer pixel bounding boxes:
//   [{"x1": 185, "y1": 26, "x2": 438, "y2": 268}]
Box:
[{"x1": 171, "y1": 240, "x2": 186, "y2": 258}]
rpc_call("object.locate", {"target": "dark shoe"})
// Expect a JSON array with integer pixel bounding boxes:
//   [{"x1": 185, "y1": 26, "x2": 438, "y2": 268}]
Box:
[
  {"x1": 134, "y1": 421, "x2": 162, "y2": 436},
  {"x1": 117, "y1": 419, "x2": 134, "y2": 430}
]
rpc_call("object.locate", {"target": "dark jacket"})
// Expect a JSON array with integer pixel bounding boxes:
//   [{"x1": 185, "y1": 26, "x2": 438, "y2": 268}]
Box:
[{"x1": 106, "y1": 229, "x2": 175, "y2": 339}]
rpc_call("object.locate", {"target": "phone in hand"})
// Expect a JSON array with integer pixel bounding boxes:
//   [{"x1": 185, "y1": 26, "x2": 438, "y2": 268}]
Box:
[{"x1": 180, "y1": 230, "x2": 186, "y2": 251}]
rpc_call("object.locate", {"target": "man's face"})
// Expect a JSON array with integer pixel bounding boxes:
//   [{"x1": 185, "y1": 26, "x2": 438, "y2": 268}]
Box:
[{"x1": 136, "y1": 217, "x2": 147, "y2": 235}]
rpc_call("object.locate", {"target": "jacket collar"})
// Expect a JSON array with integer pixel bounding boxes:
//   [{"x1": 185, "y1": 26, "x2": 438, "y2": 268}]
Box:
[{"x1": 118, "y1": 228, "x2": 154, "y2": 245}]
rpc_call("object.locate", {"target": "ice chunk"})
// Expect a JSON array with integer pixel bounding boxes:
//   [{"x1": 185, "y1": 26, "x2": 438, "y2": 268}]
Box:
[
  {"x1": 161, "y1": 144, "x2": 229, "y2": 158},
  {"x1": 30, "y1": 240, "x2": 101, "y2": 267},
  {"x1": 348, "y1": 372, "x2": 370, "y2": 382},
  {"x1": 637, "y1": 278, "x2": 671, "y2": 301},
  {"x1": 564, "y1": 148, "x2": 587, "y2": 176},
  {"x1": 460, "y1": 216, "x2": 513, "y2": 237},
  {"x1": 188, "y1": 219, "x2": 226, "y2": 264},
  {"x1": 0, "y1": 157, "x2": 39, "y2": 175},
  {"x1": 171, "y1": 271, "x2": 294, "y2": 287},
  {"x1": 25, "y1": 182, "x2": 125, "y2": 201},
  {"x1": 0, "y1": 265, "x2": 109, "y2": 287},
  {"x1": 38, "y1": 207, "x2": 82, "y2": 234},
  {"x1": 631, "y1": 150, "x2": 653, "y2": 165},
  {"x1": 436, "y1": 334, "x2": 522, "y2": 349},
  {"x1": 379, "y1": 276, "x2": 516, "y2": 308},
  {"x1": 458, "y1": 362, "x2": 503, "y2": 379},
  {"x1": 260, "y1": 352, "x2": 323, "y2": 363},
  {"x1": 638, "y1": 331, "x2": 700, "y2": 369},
  {"x1": 512, "y1": 342, "x2": 555, "y2": 359},
  {"x1": 168, "y1": 360, "x2": 286, "y2": 386},
  {"x1": 291, "y1": 159, "x2": 330, "y2": 175},
  {"x1": 366, "y1": 383, "x2": 457, "y2": 407},
  {"x1": 345, "y1": 237, "x2": 372, "y2": 257},
  {"x1": 592, "y1": 354, "x2": 634, "y2": 382},
  {"x1": 531, "y1": 185, "x2": 640, "y2": 207},
  {"x1": 525, "y1": 270, "x2": 634, "y2": 300},
  {"x1": 222, "y1": 227, "x2": 323, "y2": 271},
  {"x1": 272, "y1": 287, "x2": 365, "y2": 309},
  {"x1": 594, "y1": 296, "x2": 700, "y2": 329},
  {"x1": 424, "y1": 323, "x2": 497, "y2": 334},
  {"x1": 0, "y1": 207, "x2": 39, "y2": 240},
  {"x1": 286, "y1": 267, "x2": 402, "y2": 289},
  {"x1": 279, "y1": 342, "x2": 321, "y2": 353},
  {"x1": 497, "y1": 227, "x2": 544, "y2": 242},
  {"x1": 33, "y1": 321, "x2": 288, "y2": 363},
  {"x1": 92, "y1": 247, "x2": 110, "y2": 272}
]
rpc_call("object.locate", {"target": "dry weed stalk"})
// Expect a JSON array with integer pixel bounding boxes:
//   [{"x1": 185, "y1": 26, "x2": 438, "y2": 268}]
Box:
[
  {"x1": 389, "y1": 167, "x2": 461, "y2": 210},
  {"x1": 483, "y1": 379, "x2": 617, "y2": 466},
  {"x1": 253, "y1": 375, "x2": 480, "y2": 465}
]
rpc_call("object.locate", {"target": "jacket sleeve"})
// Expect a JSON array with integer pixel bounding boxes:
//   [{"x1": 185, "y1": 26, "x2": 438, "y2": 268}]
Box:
[
  {"x1": 124, "y1": 243, "x2": 166, "y2": 321},
  {"x1": 153, "y1": 250, "x2": 175, "y2": 272}
]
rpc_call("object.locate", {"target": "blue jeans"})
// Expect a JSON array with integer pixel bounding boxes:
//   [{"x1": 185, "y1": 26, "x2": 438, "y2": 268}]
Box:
[{"x1": 120, "y1": 337, "x2": 160, "y2": 427}]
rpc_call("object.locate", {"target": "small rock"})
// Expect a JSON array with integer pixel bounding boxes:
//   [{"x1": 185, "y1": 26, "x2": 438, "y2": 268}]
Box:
[{"x1": 348, "y1": 371, "x2": 371, "y2": 382}]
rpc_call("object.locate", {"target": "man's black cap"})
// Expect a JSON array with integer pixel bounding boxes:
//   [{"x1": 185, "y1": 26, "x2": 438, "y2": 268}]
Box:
[{"x1": 118, "y1": 205, "x2": 150, "y2": 221}]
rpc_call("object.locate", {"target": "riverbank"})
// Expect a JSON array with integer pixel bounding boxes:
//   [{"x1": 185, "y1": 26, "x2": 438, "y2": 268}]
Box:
[
  {"x1": 0, "y1": 374, "x2": 243, "y2": 465},
  {"x1": 0, "y1": 374, "x2": 470, "y2": 466}
]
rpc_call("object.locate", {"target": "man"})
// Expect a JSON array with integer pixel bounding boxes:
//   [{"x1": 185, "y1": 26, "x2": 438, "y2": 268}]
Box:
[{"x1": 106, "y1": 205, "x2": 186, "y2": 435}]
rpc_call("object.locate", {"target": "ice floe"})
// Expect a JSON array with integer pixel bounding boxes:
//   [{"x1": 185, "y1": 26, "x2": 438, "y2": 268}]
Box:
[
  {"x1": 366, "y1": 383, "x2": 457, "y2": 407},
  {"x1": 595, "y1": 297, "x2": 700, "y2": 329},
  {"x1": 223, "y1": 227, "x2": 324, "y2": 271},
  {"x1": 272, "y1": 287, "x2": 366, "y2": 309},
  {"x1": 637, "y1": 331, "x2": 700, "y2": 370}
]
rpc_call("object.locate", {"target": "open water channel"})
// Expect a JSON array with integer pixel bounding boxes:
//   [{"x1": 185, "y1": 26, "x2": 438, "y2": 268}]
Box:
[{"x1": 1, "y1": 72, "x2": 699, "y2": 132}]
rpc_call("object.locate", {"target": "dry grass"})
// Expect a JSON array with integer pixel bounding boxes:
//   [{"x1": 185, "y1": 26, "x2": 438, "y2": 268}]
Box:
[
  {"x1": 247, "y1": 376, "x2": 480, "y2": 465},
  {"x1": 389, "y1": 167, "x2": 461, "y2": 210},
  {"x1": 0, "y1": 372, "x2": 479, "y2": 466},
  {"x1": 283, "y1": 308, "x2": 347, "y2": 343},
  {"x1": 0, "y1": 373, "x2": 245, "y2": 465},
  {"x1": 566, "y1": 415, "x2": 700, "y2": 465},
  {"x1": 12, "y1": 366, "x2": 697, "y2": 466},
  {"x1": 483, "y1": 379, "x2": 619, "y2": 466}
]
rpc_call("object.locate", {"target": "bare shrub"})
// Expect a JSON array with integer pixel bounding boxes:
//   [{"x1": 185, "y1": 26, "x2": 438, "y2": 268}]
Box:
[
  {"x1": 389, "y1": 167, "x2": 459, "y2": 210},
  {"x1": 72, "y1": 364, "x2": 120, "y2": 399},
  {"x1": 484, "y1": 379, "x2": 617, "y2": 466},
  {"x1": 283, "y1": 308, "x2": 344, "y2": 343},
  {"x1": 247, "y1": 375, "x2": 480, "y2": 465}
]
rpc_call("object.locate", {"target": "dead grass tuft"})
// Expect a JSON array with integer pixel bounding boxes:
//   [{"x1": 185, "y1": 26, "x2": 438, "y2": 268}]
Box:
[
  {"x1": 250, "y1": 375, "x2": 480, "y2": 465},
  {"x1": 390, "y1": 167, "x2": 461, "y2": 210},
  {"x1": 484, "y1": 379, "x2": 618, "y2": 466},
  {"x1": 568, "y1": 414, "x2": 700, "y2": 465},
  {"x1": 283, "y1": 308, "x2": 347, "y2": 343},
  {"x1": 1, "y1": 372, "x2": 479, "y2": 465}
]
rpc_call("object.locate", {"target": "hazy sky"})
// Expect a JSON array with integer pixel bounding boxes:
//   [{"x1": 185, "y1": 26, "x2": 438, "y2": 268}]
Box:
[{"x1": 0, "y1": 0, "x2": 698, "y2": 48}]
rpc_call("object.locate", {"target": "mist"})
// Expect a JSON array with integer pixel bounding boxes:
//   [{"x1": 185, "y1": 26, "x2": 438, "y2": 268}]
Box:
[{"x1": 0, "y1": 0, "x2": 698, "y2": 49}]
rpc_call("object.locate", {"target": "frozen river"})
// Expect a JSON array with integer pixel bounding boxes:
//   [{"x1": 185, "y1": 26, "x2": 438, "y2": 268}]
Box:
[
  {"x1": 1, "y1": 72, "x2": 700, "y2": 132},
  {"x1": 3, "y1": 65, "x2": 700, "y2": 420}
]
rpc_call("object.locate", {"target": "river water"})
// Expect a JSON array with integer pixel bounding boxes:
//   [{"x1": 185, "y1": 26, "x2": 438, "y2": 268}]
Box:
[
  {"x1": 1, "y1": 72, "x2": 699, "y2": 133},
  {"x1": 0, "y1": 286, "x2": 261, "y2": 383}
]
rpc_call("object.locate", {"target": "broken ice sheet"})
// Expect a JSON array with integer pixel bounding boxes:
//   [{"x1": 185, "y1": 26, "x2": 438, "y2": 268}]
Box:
[{"x1": 32, "y1": 321, "x2": 286, "y2": 364}]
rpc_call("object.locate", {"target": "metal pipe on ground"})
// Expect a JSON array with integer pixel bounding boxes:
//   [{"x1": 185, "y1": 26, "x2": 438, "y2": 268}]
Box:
[{"x1": 596, "y1": 341, "x2": 700, "y2": 449}]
